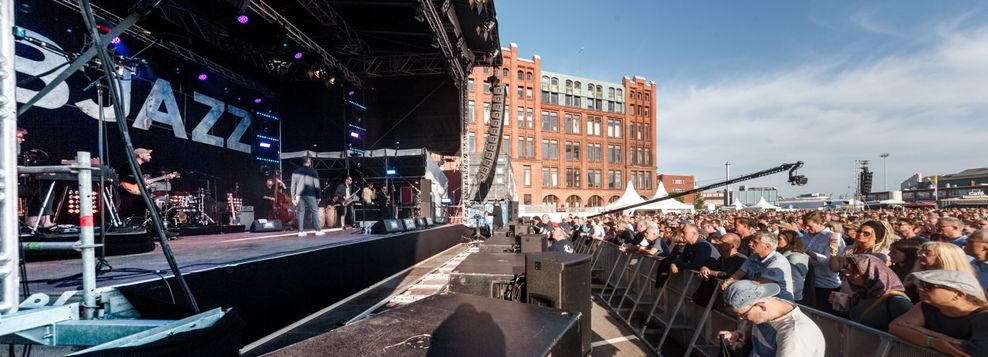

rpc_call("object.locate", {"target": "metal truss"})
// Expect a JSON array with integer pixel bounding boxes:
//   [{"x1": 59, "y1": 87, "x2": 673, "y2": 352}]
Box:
[
  {"x1": 346, "y1": 54, "x2": 449, "y2": 78},
  {"x1": 295, "y1": 0, "x2": 371, "y2": 56},
  {"x1": 248, "y1": 0, "x2": 363, "y2": 87},
  {"x1": 51, "y1": 0, "x2": 278, "y2": 98},
  {"x1": 418, "y1": 0, "x2": 464, "y2": 82}
]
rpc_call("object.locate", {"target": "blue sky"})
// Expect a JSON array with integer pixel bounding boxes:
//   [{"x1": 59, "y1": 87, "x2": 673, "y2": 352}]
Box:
[{"x1": 495, "y1": 0, "x2": 988, "y2": 197}]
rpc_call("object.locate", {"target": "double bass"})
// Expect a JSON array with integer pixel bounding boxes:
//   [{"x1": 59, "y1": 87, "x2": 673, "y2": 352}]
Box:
[{"x1": 271, "y1": 172, "x2": 294, "y2": 223}]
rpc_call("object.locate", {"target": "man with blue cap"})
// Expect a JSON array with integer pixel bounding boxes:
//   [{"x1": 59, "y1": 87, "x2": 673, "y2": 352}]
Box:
[{"x1": 718, "y1": 280, "x2": 825, "y2": 356}]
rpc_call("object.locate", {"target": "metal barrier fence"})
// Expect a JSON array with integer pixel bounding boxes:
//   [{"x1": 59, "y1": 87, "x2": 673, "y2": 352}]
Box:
[{"x1": 574, "y1": 236, "x2": 947, "y2": 357}]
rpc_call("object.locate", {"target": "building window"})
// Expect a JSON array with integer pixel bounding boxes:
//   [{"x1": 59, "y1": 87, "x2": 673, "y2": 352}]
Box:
[
  {"x1": 644, "y1": 124, "x2": 650, "y2": 140},
  {"x1": 541, "y1": 90, "x2": 550, "y2": 103},
  {"x1": 502, "y1": 68, "x2": 508, "y2": 77},
  {"x1": 629, "y1": 122, "x2": 636, "y2": 140},
  {"x1": 523, "y1": 165, "x2": 531, "y2": 187},
  {"x1": 550, "y1": 139, "x2": 558, "y2": 159},
  {"x1": 517, "y1": 70, "x2": 524, "y2": 80},
  {"x1": 566, "y1": 168, "x2": 581, "y2": 188},
  {"x1": 588, "y1": 195, "x2": 603, "y2": 207},
  {"x1": 565, "y1": 80, "x2": 573, "y2": 92},
  {"x1": 608, "y1": 170, "x2": 623, "y2": 189},
  {"x1": 467, "y1": 100, "x2": 475, "y2": 124},
  {"x1": 467, "y1": 132, "x2": 475, "y2": 153},
  {"x1": 517, "y1": 86, "x2": 523, "y2": 99},
  {"x1": 467, "y1": 79, "x2": 474, "y2": 91},
  {"x1": 565, "y1": 114, "x2": 581, "y2": 134},
  {"x1": 483, "y1": 67, "x2": 489, "y2": 74},
  {"x1": 645, "y1": 106, "x2": 649, "y2": 117},
  {"x1": 526, "y1": 108, "x2": 534, "y2": 128},
  {"x1": 607, "y1": 145, "x2": 621, "y2": 163},
  {"x1": 574, "y1": 81, "x2": 582, "y2": 96},
  {"x1": 526, "y1": 72, "x2": 532, "y2": 81},
  {"x1": 483, "y1": 102, "x2": 491, "y2": 123},
  {"x1": 526, "y1": 137, "x2": 534, "y2": 158},
  {"x1": 523, "y1": 194, "x2": 532, "y2": 205},
  {"x1": 550, "y1": 92, "x2": 558, "y2": 104},
  {"x1": 607, "y1": 119, "x2": 623, "y2": 138},
  {"x1": 617, "y1": 88, "x2": 623, "y2": 99},
  {"x1": 551, "y1": 77, "x2": 559, "y2": 91},
  {"x1": 503, "y1": 136, "x2": 510, "y2": 155},
  {"x1": 517, "y1": 107, "x2": 525, "y2": 127},
  {"x1": 541, "y1": 75, "x2": 550, "y2": 89},
  {"x1": 541, "y1": 111, "x2": 550, "y2": 130},
  {"x1": 526, "y1": 87, "x2": 533, "y2": 100},
  {"x1": 549, "y1": 112, "x2": 558, "y2": 131},
  {"x1": 542, "y1": 168, "x2": 550, "y2": 187},
  {"x1": 631, "y1": 171, "x2": 638, "y2": 189},
  {"x1": 483, "y1": 82, "x2": 490, "y2": 93},
  {"x1": 518, "y1": 137, "x2": 525, "y2": 158},
  {"x1": 673, "y1": 179, "x2": 685, "y2": 185}
]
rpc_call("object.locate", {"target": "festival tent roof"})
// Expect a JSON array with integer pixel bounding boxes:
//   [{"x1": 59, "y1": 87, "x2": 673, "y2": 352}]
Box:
[
  {"x1": 605, "y1": 181, "x2": 647, "y2": 212},
  {"x1": 746, "y1": 197, "x2": 782, "y2": 211},
  {"x1": 637, "y1": 182, "x2": 695, "y2": 212},
  {"x1": 720, "y1": 198, "x2": 746, "y2": 211}
]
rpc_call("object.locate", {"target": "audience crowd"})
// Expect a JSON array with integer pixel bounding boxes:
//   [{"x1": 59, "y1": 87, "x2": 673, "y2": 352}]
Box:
[{"x1": 528, "y1": 207, "x2": 988, "y2": 357}]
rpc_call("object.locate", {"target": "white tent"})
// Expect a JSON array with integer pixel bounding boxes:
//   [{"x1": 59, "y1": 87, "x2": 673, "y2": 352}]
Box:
[
  {"x1": 746, "y1": 197, "x2": 781, "y2": 211},
  {"x1": 720, "y1": 198, "x2": 746, "y2": 211},
  {"x1": 637, "y1": 181, "x2": 695, "y2": 213},
  {"x1": 604, "y1": 181, "x2": 646, "y2": 213}
]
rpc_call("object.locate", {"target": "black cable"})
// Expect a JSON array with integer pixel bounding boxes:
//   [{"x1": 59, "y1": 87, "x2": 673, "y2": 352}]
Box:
[
  {"x1": 78, "y1": 0, "x2": 199, "y2": 313},
  {"x1": 153, "y1": 271, "x2": 177, "y2": 305}
]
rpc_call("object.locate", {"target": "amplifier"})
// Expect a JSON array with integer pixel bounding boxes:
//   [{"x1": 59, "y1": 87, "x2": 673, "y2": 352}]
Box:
[{"x1": 448, "y1": 253, "x2": 525, "y2": 299}]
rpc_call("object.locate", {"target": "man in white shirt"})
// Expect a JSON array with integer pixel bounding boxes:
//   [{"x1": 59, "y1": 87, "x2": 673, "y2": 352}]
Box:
[
  {"x1": 718, "y1": 280, "x2": 825, "y2": 357},
  {"x1": 800, "y1": 211, "x2": 845, "y2": 313}
]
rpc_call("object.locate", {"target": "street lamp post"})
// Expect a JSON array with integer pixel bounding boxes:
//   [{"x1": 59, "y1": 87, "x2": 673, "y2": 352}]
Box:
[{"x1": 880, "y1": 153, "x2": 890, "y2": 192}]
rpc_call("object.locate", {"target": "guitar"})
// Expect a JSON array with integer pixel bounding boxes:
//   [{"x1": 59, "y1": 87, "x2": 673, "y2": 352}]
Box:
[
  {"x1": 120, "y1": 172, "x2": 180, "y2": 195},
  {"x1": 227, "y1": 192, "x2": 239, "y2": 225}
]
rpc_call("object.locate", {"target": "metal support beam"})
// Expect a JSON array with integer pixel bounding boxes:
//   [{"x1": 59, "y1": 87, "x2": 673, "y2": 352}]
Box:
[
  {"x1": 0, "y1": 304, "x2": 80, "y2": 339},
  {"x1": 248, "y1": 0, "x2": 363, "y2": 87},
  {"x1": 346, "y1": 54, "x2": 449, "y2": 78},
  {"x1": 50, "y1": 0, "x2": 277, "y2": 98},
  {"x1": 0, "y1": 0, "x2": 20, "y2": 317},
  {"x1": 418, "y1": 0, "x2": 464, "y2": 82},
  {"x1": 67, "y1": 308, "x2": 226, "y2": 355},
  {"x1": 296, "y1": 0, "x2": 371, "y2": 56}
]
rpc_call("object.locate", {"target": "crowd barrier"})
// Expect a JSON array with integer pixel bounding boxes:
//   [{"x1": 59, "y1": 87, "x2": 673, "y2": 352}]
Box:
[{"x1": 572, "y1": 235, "x2": 948, "y2": 357}]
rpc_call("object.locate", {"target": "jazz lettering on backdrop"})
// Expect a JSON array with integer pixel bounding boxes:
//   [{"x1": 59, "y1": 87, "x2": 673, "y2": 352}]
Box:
[{"x1": 15, "y1": 27, "x2": 253, "y2": 154}]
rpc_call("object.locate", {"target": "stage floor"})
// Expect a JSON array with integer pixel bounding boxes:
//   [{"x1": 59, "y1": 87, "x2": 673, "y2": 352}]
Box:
[{"x1": 23, "y1": 226, "x2": 460, "y2": 297}]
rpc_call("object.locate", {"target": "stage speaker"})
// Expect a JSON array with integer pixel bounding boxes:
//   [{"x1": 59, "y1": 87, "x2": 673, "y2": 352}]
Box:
[
  {"x1": 508, "y1": 201, "x2": 519, "y2": 221},
  {"x1": 418, "y1": 179, "x2": 433, "y2": 217},
  {"x1": 434, "y1": 216, "x2": 448, "y2": 225},
  {"x1": 250, "y1": 219, "x2": 283, "y2": 232},
  {"x1": 425, "y1": 217, "x2": 434, "y2": 226},
  {"x1": 267, "y1": 294, "x2": 580, "y2": 356},
  {"x1": 526, "y1": 252, "x2": 592, "y2": 356},
  {"x1": 371, "y1": 219, "x2": 403, "y2": 234},
  {"x1": 401, "y1": 218, "x2": 417, "y2": 231},
  {"x1": 520, "y1": 234, "x2": 548, "y2": 253},
  {"x1": 479, "y1": 235, "x2": 516, "y2": 253},
  {"x1": 449, "y1": 253, "x2": 525, "y2": 298},
  {"x1": 415, "y1": 216, "x2": 428, "y2": 228}
]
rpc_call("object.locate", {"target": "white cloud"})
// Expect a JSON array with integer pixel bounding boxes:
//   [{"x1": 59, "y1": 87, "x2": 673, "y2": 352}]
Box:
[{"x1": 657, "y1": 25, "x2": 988, "y2": 197}]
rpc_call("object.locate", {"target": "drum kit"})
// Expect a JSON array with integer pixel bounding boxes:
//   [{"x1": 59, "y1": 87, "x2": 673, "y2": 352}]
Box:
[{"x1": 149, "y1": 181, "x2": 215, "y2": 227}]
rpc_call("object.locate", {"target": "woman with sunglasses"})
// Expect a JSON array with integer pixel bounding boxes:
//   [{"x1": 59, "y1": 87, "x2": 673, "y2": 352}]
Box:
[
  {"x1": 905, "y1": 242, "x2": 976, "y2": 302},
  {"x1": 828, "y1": 220, "x2": 895, "y2": 273},
  {"x1": 890, "y1": 270, "x2": 988, "y2": 357}
]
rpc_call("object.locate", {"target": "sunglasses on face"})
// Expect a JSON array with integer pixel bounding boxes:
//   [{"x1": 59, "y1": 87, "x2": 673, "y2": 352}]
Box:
[{"x1": 859, "y1": 231, "x2": 874, "y2": 237}]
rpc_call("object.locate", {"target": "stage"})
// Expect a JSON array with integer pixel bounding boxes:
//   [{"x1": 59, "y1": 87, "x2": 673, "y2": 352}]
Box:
[{"x1": 22, "y1": 224, "x2": 472, "y2": 343}]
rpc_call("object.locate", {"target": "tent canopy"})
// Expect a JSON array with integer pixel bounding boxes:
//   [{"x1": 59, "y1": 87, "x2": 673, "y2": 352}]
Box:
[
  {"x1": 605, "y1": 181, "x2": 647, "y2": 212},
  {"x1": 745, "y1": 197, "x2": 781, "y2": 211},
  {"x1": 637, "y1": 182, "x2": 694, "y2": 212}
]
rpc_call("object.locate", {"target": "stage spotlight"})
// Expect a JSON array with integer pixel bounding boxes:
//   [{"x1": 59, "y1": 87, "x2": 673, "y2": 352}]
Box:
[
  {"x1": 254, "y1": 98, "x2": 262, "y2": 104},
  {"x1": 294, "y1": 52, "x2": 303, "y2": 60},
  {"x1": 237, "y1": 14, "x2": 249, "y2": 24},
  {"x1": 197, "y1": 73, "x2": 208, "y2": 81},
  {"x1": 347, "y1": 89, "x2": 355, "y2": 96},
  {"x1": 110, "y1": 37, "x2": 121, "y2": 45}
]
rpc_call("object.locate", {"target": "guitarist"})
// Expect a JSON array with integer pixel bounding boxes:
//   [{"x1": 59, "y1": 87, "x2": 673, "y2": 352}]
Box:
[{"x1": 333, "y1": 175, "x2": 358, "y2": 229}]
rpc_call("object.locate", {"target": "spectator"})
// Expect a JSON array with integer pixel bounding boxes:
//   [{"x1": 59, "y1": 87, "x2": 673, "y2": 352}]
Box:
[
  {"x1": 725, "y1": 231, "x2": 796, "y2": 301},
  {"x1": 717, "y1": 280, "x2": 826, "y2": 357},
  {"x1": 669, "y1": 224, "x2": 721, "y2": 274},
  {"x1": 842, "y1": 254, "x2": 913, "y2": 331},
  {"x1": 699, "y1": 233, "x2": 748, "y2": 280},
  {"x1": 801, "y1": 211, "x2": 846, "y2": 313},
  {"x1": 547, "y1": 222, "x2": 575, "y2": 253},
  {"x1": 735, "y1": 217, "x2": 756, "y2": 256},
  {"x1": 889, "y1": 270, "x2": 988, "y2": 357},
  {"x1": 890, "y1": 239, "x2": 922, "y2": 282},
  {"x1": 777, "y1": 229, "x2": 811, "y2": 302},
  {"x1": 938, "y1": 217, "x2": 967, "y2": 247},
  {"x1": 906, "y1": 242, "x2": 976, "y2": 302},
  {"x1": 612, "y1": 223, "x2": 634, "y2": 246},
  {"x1": 963, "y1": 230, "x2": 988, "y2": 293},
  {"x1": 897, "y1": 218, "x2": 930, "y2": 243},
  {"x1": 830, "y1": 220, "x2": 895, "y2": 273}
]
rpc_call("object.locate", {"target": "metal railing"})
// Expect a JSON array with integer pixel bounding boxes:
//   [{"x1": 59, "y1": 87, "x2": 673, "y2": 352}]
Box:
[{"x1": 573, "y1": 236, "x2": 948, "y2": 357}]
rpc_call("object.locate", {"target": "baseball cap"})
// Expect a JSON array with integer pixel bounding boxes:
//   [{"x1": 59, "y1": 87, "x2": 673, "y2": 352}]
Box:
[
  {"x1": 134, "y1": 148, "x2": 152, "y2": 156},
  {"x1": 723, "y1": 280, "x2": 780, "y2": 309},
  {"x1": 911, "y1": 270, "x2": 986, "y2": 301}
]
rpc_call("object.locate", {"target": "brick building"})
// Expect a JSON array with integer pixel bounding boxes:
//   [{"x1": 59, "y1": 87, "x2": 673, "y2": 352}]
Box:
[
  {"x1": 657, "y1": 174, "x2": 695, "y2": 204},
  {"x1": 463, "y1": 43, "x2": 658, "y2": 209}
]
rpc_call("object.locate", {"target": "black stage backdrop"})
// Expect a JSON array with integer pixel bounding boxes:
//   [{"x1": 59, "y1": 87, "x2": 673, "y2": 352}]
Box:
[{"x1": 13, "y1": 2, "x2": 292, "y2": 211}]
